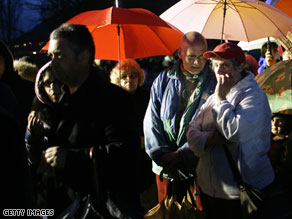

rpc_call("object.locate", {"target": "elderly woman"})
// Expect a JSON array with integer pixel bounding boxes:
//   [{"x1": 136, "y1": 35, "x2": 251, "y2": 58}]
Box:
[
  {"x1": 110, "y1": 59, "x2": 145, "y2": 93},
  {"x1": 187, "y1": 43, "x2": 291, "y2": 218},
  {"x1": 110, "y1": 59, "x2": 149, "y2": 137},
  {"x1": 110, "y1": 59, "x2": 153, "y2": 207},
  {"x1": 110, "y1": 59, "x2": 149, "y2": 134}
]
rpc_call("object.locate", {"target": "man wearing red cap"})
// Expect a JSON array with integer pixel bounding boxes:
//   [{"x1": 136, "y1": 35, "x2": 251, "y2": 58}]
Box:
[{"x1": 187, "y1": 43, "x2": 291, "y2": 218}]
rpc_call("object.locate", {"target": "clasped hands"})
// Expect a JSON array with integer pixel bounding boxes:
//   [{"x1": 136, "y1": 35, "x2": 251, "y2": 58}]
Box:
[{"x1": 159, "y1": 151, "x2": 184, "y2": 179}]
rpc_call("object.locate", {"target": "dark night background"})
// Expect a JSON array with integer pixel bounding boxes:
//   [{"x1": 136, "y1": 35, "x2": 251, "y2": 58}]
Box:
[
  {"x1": 0, "y1": 0, "x2": 267, "y2": 66},
  {"x1": 0, "y1": 0, "x2": 181, "y2": 65}
]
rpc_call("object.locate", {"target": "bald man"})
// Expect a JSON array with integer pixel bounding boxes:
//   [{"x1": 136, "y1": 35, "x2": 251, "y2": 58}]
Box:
[{"x1": 143, "y1": 32, "x2": 217, "y2": 204}]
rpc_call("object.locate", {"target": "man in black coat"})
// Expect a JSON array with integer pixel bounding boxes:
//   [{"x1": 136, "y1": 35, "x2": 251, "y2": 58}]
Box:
[{"x1": 41, "y1": 23, "x2": 143, "y2": 218}]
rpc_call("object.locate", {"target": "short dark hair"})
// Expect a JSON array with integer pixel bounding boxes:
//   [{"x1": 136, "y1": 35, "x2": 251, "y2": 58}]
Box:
[
  {"x1": 260, "y1": 42, "x2": 278, "y2": 58},
  {"x1": 50, "y1": 23, "x2": 95, "y2": 64}
]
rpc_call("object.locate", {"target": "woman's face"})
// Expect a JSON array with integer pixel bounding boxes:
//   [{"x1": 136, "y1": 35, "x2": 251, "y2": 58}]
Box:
[
  {"x1": 0, "y1": 55, "x2": 6, "y2": 79},
  {"x1": 43, "y1": 71, "x2": 64, "y2": 103},
  {"x1": 120, "y1": 71, "x2": 139, "y2": 92},
  {"x1": 271, "y1": 116, "x2": 287, "y2": 136}
]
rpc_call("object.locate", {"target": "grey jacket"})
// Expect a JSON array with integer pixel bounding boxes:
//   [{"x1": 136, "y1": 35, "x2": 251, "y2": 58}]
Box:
[{"x1": 187, "y1": 73, "x2": 274, "y2": 199}]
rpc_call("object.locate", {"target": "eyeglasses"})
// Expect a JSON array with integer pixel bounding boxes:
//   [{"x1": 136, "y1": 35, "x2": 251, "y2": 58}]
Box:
[
  {"x1": 186, "y1": 54, "x2": 206, "y2": 61},
  {"x1": 121, "y1": 73, "x2": 137, "y2": 80}
]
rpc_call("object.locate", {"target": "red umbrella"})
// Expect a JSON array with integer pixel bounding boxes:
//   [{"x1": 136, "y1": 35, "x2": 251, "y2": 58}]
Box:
[{"x1": 42, "y1": 7, "x2": 183, "y2": 61}]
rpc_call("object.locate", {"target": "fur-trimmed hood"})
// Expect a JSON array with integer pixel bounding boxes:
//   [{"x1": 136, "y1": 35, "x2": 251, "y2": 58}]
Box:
[{"x1": 14, "y1": 59, "x2": 39, "y2": 82}]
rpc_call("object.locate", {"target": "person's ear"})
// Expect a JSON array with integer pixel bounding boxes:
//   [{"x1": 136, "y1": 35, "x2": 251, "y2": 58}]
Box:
[{"x1": 78, "y1": 50, "x2": 90, "y2": 64}]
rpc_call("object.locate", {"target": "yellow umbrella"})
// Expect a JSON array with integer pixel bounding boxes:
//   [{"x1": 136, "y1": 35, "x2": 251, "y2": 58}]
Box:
[{"x1": 160, "y1": 0, "x2": 292, "y2": 42}]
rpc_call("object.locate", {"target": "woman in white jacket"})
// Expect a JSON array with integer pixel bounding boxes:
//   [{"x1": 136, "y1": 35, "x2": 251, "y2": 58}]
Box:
[{"x1": 187, "y1": 43, "x2": 291, "y2": 219}]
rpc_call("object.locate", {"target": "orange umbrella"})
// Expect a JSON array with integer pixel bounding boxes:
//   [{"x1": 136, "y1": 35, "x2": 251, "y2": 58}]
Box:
[
  {"x1": 42, "y1": 7, "x2": 183, "y2": 61},
  {"x1": 266, "y1": 0, "x2": 292, "y2": 18},
  {"x1": 160, "y1": 0, "x2": 292, "y2": 42}
]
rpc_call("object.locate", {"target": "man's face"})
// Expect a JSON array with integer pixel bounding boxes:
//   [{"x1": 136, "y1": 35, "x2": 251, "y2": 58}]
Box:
[
  {"x1": 179, "y1": 46, "x2": 207, "y2": 75},
  {"x1": 212, "y1": 58, "x2": 243, "y2": 86},
  {"x1": 48, "y1": 39, "x2": 83, "y2": 87}
]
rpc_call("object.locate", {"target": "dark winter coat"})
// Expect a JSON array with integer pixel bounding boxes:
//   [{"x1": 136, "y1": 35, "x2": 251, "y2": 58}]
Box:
[
  {"x1": 27, "y1": 66, "x2": 143, "y2": 218},
  {"x1": 0, "y1": 41, "x2": 35, "y2": 134}
]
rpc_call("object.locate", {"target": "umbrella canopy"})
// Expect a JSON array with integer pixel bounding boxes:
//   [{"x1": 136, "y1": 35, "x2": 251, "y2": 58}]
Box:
[
  {"x1": 255, "y1": 59, "x2": 292, "y2": 115},
  {"x1": 43, "y1": 6, "x2": 183, "y2": 61},
  {"x1": 160, "y1": 0, "x2": 292, "y2": 42}
]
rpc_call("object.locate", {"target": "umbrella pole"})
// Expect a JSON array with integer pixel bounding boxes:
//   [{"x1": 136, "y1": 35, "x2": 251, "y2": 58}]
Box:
[
  {"x1": 114, "y1": 0, "x2": 121, "y2": 86},
  {"x1": 117, "y1": 24, "x2": 121, "y2": 87},
  {"x1": 221, "y1": 0, "x2": 227, "y2": 43}
]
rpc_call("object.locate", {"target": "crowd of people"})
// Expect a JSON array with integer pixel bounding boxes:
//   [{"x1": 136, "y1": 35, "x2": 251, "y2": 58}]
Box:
[{"x1": 1, "y1": 22, "x2": 292, "y2": 219}]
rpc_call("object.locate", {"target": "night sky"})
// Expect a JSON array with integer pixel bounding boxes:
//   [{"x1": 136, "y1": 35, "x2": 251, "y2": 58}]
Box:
[{"x1": 18, "y1": 0, "x2": 42, "y2": 34}]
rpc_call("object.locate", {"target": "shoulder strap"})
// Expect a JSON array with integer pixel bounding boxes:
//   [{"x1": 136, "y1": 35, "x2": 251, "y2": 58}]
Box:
[{"x1": 222, "y1": 144, "x2": 244, "y2": 185}]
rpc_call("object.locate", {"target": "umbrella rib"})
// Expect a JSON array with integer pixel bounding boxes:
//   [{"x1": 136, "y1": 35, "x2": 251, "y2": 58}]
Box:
[
  {"x1": 163, "y1": 1, "x2": 218, "y2": 21},
  {"x1": 144, "y1": 25, "x2": 173, "y2": 55},
  {"x1": 234, "y1": 1, "x2": 287, "y2": 40},
  {"x1": 197, "y1": 1, "x2": 220, "y2": 36},
  {"x1": 154, "y1": 27, "x2": 172, "y2": 54},
  {"x1": 206, "y1": 0, "x2": 288, "y2": 41},
  {"x1": 229, "y1": 1, "x2": 249, "y2": 41}
]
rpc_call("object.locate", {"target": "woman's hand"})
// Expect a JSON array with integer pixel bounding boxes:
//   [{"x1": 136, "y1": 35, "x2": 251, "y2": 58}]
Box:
[{"x1": 27, "y1": 111, "x2": 45, "y2": 135}]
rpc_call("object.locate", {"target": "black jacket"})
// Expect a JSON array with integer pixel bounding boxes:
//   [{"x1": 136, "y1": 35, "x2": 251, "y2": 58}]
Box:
[{"x1": 50, "y1": 68, "x2": 142, "y2": 218}]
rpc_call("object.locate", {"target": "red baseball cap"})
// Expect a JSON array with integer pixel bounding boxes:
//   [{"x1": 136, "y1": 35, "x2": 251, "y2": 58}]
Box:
[
  {"x1": 203, "y1": 42, "x2": 246, "y2": 63},
  {"x1": 245, "y1": 54, "x2": 258, "y2": 76}
]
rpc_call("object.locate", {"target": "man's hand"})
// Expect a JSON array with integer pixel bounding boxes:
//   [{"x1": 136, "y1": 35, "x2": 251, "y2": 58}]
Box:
[
  {"x1": 160, "y1": 151, "x2": 183, "y2": 179},
  {"x1": 44, "y1": 146, "x2": 67, "y2": 168}
]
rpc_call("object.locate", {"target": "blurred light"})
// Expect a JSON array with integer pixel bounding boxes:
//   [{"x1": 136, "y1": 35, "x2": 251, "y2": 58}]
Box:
[
  {"x1": 23, "y1": 43, "x2": 27, "y2": 46},
  {"x1": 32, "y1": 51, "x2": 37, "y2": 55}
]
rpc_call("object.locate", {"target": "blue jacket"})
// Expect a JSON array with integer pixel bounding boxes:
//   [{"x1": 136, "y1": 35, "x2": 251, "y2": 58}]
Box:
[{"x1": 144, "y1": 60, "x2": 217, "y2": 176}]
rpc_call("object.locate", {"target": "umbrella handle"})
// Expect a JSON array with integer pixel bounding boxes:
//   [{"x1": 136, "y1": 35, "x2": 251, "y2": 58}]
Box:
[
  {"x1": 117, "y1": 24, "x2": 121, "y2": 87},
  {"x1": 267, "y1": 37, "x2": 272, "y2": 55},
  {"x1": 221, "y1": 0, "x2": 227, "y2": 43}
]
